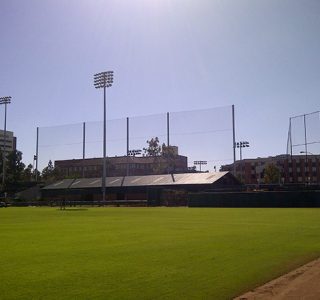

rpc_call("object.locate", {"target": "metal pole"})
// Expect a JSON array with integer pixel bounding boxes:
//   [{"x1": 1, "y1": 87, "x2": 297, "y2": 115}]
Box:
[
  {"x1": 304, "y1": 114, "x2": 308, "y2": 183},
  {"x1": 82, "y1": 122, "x2": 86, "y2": 178},
  {"x1": 289, "y1": 117, "x2": 293, "y2": 158},
  {"x1": 166, "y1": 112, "x2": 170, "y2": 173},
  {"x1": 232, "y1": 105, "x2": 236, "y2": 175},
  {"x1": 2, "y1": 103, "x2": 7, "y2": 186},
  {"x1": 240, "y1": 144, "x2": 243, "y2": 183},
  {"x1": 35, "y1": 127, "x2": 39, "y2": 181},
  {"x1": 167, "y1": 112, "x2": 170, "y2": 147},
  {"x1": 102, "y1": 86, "x2": 107, "y2": 203},
  {"x1": 126, "y1": 117, "x2": 129, "y2": 176}
]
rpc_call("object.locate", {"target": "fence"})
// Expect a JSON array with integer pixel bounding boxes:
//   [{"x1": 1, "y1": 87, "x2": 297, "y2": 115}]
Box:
[{"x1": 35, "y1": 105, "x2": 236, "y2": 176}]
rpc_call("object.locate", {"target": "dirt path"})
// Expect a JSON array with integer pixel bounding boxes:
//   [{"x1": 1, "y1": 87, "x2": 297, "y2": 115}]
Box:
[{"x1": 235, "y1": 258, "x2": 320, "y2": 300}]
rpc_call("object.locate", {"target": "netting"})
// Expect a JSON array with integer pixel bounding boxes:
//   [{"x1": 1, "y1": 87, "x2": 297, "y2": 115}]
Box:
[
  {"x1": 287, "y1": 111, "x2": 320, "y2": 155},
  {"x1": 37, "y1": 105, "x2": 234, "y2": 173},
  {"x1": 170, "y1": 106, "x2": 234, "y2": 170}
]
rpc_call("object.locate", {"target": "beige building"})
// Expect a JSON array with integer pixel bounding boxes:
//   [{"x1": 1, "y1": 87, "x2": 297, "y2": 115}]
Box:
[{"x1": 0, "y1": 130, "x2": 17, "y2": 155}]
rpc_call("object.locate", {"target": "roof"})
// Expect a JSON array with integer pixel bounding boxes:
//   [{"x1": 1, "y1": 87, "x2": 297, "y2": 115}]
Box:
[{"x1": 43, "y1": 172, "x2": 232, "y2": 190}]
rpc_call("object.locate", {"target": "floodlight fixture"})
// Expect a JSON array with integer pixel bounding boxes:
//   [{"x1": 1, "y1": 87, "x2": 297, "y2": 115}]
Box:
[
  {"x1": 235, "y1": 141, "x2": 249, "y2": 148},
  {"x1": 193, "y1": 160, "x2": 208, "y2": 172},
  {"x1": 0, "y1": 96, "x2": 11, "y2": 105},
  {"x1": 235, "y1": 141, "x2": 250, "y2": 161},
  {"x1": 94, "y1": 71, "x2": 114, "y2": 89},
  {"x1": 235, "y1": 140, "x2": 250, "y2": 183},
  {"x1": 128, "y1": 149, "x2": 142, "y2": 156}
]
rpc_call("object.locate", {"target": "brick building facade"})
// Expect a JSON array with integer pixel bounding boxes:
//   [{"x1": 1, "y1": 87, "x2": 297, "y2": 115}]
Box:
[
  {"x1": 55, "y1": 154, "x2": 188, "y2": 178},
  {"x1": 221, "y1": 154, "x2": 320, "y2": 185}
]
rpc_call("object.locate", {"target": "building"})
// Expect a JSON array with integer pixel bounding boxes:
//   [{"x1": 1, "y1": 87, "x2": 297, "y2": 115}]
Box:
[
  {"x1": 0, "y1": 129, "x2": 17, "y2": 154},
  {"x1": 55, "y1": 154, "x2": 188, "y2": 178},
  {"x1": 221, "y1": 154, "x2": 320, "y2": 185}
]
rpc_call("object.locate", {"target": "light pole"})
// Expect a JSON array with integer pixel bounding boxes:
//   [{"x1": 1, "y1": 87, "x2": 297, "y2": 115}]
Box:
[
  {"x1": 194, "y1": 160, "x2": 207, "y2": 172},
  {"x1": 94, "y1": 71, "x2": 113, "y2": 203},
  {"x1": 127, "y1": 149, "x2": 142, "y2": 176},
  {"x1": 235, "y1": 141, "x2": 250, "y2": 183},
  {"x1": 0, "y1": 96, "x2": 11, "y2": 188},
  {"x1": 235, "y1": 141, "x2": 250, "y2": 160}
]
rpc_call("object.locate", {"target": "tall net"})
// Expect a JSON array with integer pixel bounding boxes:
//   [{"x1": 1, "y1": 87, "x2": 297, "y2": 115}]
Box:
[
  {"x1": 37, "y1": 105, "x2": 234, "y2": 173},
  {"x1": 287, "y1": 111, "x2": 320, "y2": 155},
  {"x1": 170, "y1": 106, "x2": 234, "y2": 170},
  {"x1": 38, "y1": 123, "x2": 83, "y2": 170}
]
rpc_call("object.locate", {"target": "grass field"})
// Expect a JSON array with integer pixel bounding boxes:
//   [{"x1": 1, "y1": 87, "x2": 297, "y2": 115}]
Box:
[{"x1": 1, "y1": 207, "x2": 320, "y2": 299}]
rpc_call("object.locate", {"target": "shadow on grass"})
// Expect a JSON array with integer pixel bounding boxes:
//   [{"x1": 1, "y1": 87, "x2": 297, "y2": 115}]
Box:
[{"x1": 57, "y1": 208, "x2": 89, "y2": 211}]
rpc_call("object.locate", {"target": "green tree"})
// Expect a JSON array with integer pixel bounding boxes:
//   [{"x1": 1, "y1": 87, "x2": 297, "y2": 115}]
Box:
[
  {"x1": 264, "y1": 164, "x2": 280, "y2": 184},
  {"x1": 143, "y1": 138, "x2": 180, "y2": 174},
  {"x1": 143, "y1": 137, "x2": 162, "y2": 157},
  {"x1": 6, "y1": 150, "x2": 26, "y2": 184},
  {"x1": 41, "y1": 160, "x2": 61, "y2": 182},
  {"x1": 143, "y1": 137, "x2": 164, "y2": 174},
  {"x1": 22, "y1": 164, "x2": 33, "y2": 181}
]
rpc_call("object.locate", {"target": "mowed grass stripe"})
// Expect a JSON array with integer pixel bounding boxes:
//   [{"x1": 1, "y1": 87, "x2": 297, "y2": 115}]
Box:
[{"x1": 0, "y1": 207, "x2": 320, "y2": 299}]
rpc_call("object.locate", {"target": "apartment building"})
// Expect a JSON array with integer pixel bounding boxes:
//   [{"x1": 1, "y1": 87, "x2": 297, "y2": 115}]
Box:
[
  {"x1": 0, "y1": 129, "x2": 17, "y2": 154},
  {"x1": 221, "y1": 154, "x2": 320, "y2": 184}
]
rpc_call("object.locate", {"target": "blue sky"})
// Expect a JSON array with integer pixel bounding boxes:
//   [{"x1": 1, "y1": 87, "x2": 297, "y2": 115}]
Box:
[{"x1": 0, "y1": 0, "x2": 319, "y2": 170}]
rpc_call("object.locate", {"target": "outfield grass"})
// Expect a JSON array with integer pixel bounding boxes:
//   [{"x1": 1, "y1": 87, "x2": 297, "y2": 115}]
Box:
[{"x1": 1, "y1": 207, "x2": 320, "y2": 299}]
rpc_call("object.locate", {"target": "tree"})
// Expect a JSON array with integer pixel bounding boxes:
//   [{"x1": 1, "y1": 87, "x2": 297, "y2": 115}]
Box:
[
  {"x1": 41, "y1": 160, "x2": 62, "y2": 182},
  {"x1": 263, "y1": 164, "x2": 280, "y2": 184},
  {"x1": 143, "y1": 137, "x2": 162, "y2": 157},
  {"x1": 22, "y1": 164, "x2": 33, "y2": 181},
  {"x1": 143, "y1": 138, "x2": 180, "y2": 174},
  {"x1": 5, "y1": 150, "x2": 26, "y2": 184},
  {"x1": 143, "y1": 137, "x2": 163, "y2": 174}
]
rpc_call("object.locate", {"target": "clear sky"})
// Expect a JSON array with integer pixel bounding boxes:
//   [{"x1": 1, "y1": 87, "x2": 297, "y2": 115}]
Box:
[{"x1": 0, "y1": 0, "x2": 319, "y2": 169}]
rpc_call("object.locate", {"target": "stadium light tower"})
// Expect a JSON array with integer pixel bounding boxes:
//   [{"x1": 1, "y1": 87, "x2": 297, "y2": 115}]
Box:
[
  {"x1": 235, "y1": 141, "x2": 249, "y2": 183},
  {"x1": 94, "y1": 71, "x2": 114, "y2": 203},
  {"x1": 194, "y1": 160, "x2": 207, "y2": 172},
  {"x1": 0, "y1": 96, "x2": 12, "y2": 187},
  {"x1": 235, "y1": 141, "x2": 250, "y2": 161}
]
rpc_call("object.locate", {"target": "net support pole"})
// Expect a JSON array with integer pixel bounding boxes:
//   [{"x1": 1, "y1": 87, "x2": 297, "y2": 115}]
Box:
[
  {"x1": 167, "y1": 112, "x2": 170, "y2": 147},
  {"x1": 166, "y1": 112, "x2": 170, "y2": 174},
  {"x1": 82, "y1": 122, "x2": 86, "y2": 178},
  {"x1": 304, "y1": 114, "x2": 308, "y2": 183},
  {"x1": 232, "y1": 105, "x2": 236, "y2": 175},
  {"x1": 35, "y1": 127, "x2": 39, "y2": 182},
  {"x1": 289, "y1": 117, "x2": 293, "y2": 158},
  {"x1": 126, "y1": 117, "x2": 129, "y2": 176}
]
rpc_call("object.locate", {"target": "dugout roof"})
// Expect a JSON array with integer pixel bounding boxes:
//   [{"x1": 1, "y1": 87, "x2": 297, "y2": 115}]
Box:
[{"x1": 43, "y1": 172, "x2": 235, "y2": 190}]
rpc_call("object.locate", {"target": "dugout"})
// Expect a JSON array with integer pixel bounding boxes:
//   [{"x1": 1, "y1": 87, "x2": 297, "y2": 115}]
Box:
[{"x1": 41, "y1": 172, "x2": 241, "y2": 206}]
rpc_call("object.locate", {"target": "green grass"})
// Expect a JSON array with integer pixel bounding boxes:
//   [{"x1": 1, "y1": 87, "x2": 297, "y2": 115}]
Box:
[{"x1": 1, "y1": 207, "x2": 320, "y2": 299}]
